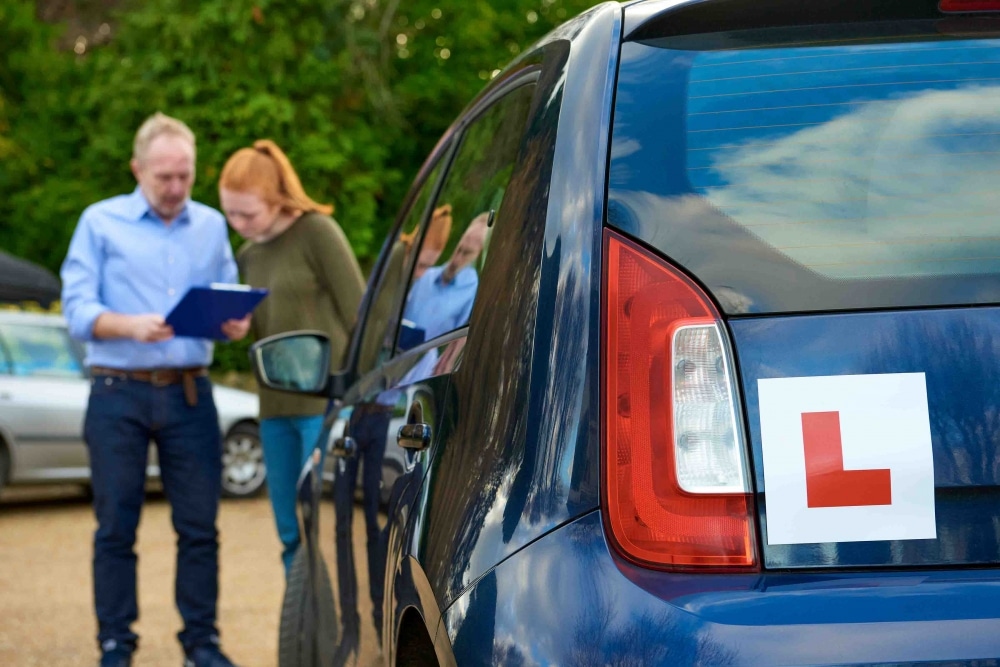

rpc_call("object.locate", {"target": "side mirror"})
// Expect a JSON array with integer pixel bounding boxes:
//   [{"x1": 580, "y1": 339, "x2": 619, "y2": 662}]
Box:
[{"x1": 249, "y1": 331, "x2": 335, "y2": 397}]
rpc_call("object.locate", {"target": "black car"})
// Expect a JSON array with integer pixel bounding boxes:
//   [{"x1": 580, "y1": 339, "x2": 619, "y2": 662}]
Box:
[{"x1": 253, "y1": 1, "x2": 1000, "y2": 665}]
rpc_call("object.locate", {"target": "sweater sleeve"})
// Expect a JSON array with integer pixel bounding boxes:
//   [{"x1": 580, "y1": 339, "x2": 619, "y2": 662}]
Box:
[
  {"x1": 235, "y1": 244, "x2": 262, "y2": 342},
  {"x1": 306, "y1": 215, "x2": 366, "y2": 333}
]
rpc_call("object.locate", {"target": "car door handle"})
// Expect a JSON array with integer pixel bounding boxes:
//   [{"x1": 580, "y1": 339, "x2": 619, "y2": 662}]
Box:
[
  {"x1": 331, "y1": 436, "x2": 357, "y2": 459},
  {"x1": 397, "y1": 423, "x2": 431, "y2": 451}
]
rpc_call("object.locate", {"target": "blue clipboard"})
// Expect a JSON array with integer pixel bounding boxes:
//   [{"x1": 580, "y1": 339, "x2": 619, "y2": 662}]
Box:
[{"x1": 165, "y1": 284, "x2": 268, "y2": 340}]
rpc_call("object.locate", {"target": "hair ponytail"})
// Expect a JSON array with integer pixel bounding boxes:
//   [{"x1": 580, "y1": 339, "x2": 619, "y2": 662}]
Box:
[{"x1": 219, "y1": 139, "x2": 334, "y2": 215}]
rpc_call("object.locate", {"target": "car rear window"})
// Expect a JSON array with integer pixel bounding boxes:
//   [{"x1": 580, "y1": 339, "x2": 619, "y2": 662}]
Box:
[{"x1": 608, "y1": 21, "x2": 1000, "y2": 313}]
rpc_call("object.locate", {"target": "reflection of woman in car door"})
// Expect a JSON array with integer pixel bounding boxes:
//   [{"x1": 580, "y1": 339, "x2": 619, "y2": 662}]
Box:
[
  {"x1": 332, "y1": 202, "x2": 453, "y2": 661},
  {"x1": 219, "y1": 140, "x2": 365, "y2": 575}
]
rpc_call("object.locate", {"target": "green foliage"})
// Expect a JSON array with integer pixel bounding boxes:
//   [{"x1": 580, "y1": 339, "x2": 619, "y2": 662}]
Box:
[{"x1": 1, "y1": 0, "x2": 601, "y2": 371}]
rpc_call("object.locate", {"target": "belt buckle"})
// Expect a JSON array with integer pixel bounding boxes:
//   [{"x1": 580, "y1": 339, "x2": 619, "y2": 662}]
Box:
[{"x1": 149, "y1": 369, "x2": 172, "y2": 387}]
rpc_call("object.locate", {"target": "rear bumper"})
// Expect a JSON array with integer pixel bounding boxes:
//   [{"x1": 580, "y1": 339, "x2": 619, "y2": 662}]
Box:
[{"x1": 441, "y1": 510, "x2": 1000, "y2": 666}]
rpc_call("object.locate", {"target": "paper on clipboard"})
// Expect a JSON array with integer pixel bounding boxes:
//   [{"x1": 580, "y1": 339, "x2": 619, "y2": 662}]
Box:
[{"x1": 165, "y1": 284, "x2": 268, "y2": 340}]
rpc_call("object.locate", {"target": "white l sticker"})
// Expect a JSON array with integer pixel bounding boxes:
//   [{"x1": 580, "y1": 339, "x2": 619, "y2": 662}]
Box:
[{"x1": 758, "y1": 373, "x2": 936, "y2": 546}]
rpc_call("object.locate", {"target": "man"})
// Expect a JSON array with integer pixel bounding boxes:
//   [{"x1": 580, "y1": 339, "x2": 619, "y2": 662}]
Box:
[
  {"x1": 402, "y1": 210, "x2": 489, "y2": 343},
  {"x1": 61, "y1": 112, "x2": 249, "y2": 667}
]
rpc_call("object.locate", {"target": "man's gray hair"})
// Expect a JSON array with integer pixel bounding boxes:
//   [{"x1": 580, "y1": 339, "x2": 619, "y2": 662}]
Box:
[{"x1": 133, "y1": 112, "x2": 196, "y2": 163}]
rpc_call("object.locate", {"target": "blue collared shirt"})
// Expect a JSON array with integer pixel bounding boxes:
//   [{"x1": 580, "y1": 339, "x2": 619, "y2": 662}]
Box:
[
  {"x1": 402, "y1": 265, "x2": 479, "y2": 343},
  {"x1": 60, "y1": 187, "x2": 238, "y2": 369}
]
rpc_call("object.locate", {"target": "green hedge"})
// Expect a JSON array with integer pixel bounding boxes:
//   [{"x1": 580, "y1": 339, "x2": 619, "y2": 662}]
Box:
[{"x1": 0, "y1": 0, "x2": 598, "y2": 371}]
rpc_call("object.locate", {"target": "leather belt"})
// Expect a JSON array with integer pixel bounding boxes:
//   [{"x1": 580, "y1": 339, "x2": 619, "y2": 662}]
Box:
[{"x1": 90, "y1": 366, "x2": 208, "y2": 407}]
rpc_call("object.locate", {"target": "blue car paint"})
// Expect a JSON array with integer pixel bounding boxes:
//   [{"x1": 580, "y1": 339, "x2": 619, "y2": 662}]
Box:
[
  {"x1": 400, "y1": 0, "x2": 622, "y2": 618},
  {"x1": 400, "y1": 6, "x2": 1000, "y2": 662},
  {"x1": 444, "y1": 511, "x2": 1000, "y2": 666},
  {"x1": 730, "y1": 309, "x2": 1000, "y2": 569},
  {"x1": 277, "y1": 1, "x2": 1000, "y2": 664}
]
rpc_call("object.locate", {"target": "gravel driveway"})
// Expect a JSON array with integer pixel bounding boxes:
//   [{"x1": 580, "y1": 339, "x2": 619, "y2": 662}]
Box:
[{"x1": 0, "y1": 487, "x2": 286, "y2": 667}]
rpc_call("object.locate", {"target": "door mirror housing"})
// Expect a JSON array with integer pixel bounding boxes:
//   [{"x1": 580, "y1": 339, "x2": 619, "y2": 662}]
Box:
[{"x1": 249, "y1": 331, "x2": 351, "y2": 399}]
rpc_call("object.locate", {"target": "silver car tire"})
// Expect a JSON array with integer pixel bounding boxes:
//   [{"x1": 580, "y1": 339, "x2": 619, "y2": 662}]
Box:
[{"x1": 221, "y1": 422, "x2": 266, "y2": 498}]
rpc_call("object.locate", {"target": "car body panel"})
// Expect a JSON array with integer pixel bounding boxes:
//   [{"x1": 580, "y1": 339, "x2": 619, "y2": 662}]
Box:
[
  {"x1": 269, "y1": 0, "x2": 1000, "y2": 664},
  {"x1": 408, "y1": 1, "x2": 620, "y2": 617},
  {"x1": 211, "y1": 384, "x2": 261, "y2": 433},
  {"x1": 1, "y1": 375, "x2": 90, "y2": 482},
  {"x1": 605, "y1": 3, "x2": 1000, "y2": 572},
  {"x1": 443, "y1": 511, "x2": 1000, "y2": 666},
  {"x1": 731, "y1": 308, "x2": 1000, "y2": 568}
]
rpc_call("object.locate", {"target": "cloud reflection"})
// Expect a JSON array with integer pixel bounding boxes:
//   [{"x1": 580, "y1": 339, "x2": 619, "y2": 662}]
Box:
[{"x1": 701, "y1": 86, "x2": 1000, "y2": 279}]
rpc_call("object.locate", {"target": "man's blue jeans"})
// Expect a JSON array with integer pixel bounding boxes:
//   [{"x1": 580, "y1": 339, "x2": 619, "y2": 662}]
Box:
[
  {"x1": 259, "y1": 415, "x2": 326, "y2": 574},
  {"x1": 333, "y1": 405, "x2": 388, "y2": 646},
  {"x1": 84, "y1": 374, "x2": 222, "y2": 652}
]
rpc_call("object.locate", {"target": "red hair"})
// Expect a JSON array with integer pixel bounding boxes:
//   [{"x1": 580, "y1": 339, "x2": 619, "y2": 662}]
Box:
[
  {"x1": 401, "y1": 203, "x2": 452, "y2": 251},
  {"x1": 219, "y1": 139, "x2": 333, "y2": 215}
]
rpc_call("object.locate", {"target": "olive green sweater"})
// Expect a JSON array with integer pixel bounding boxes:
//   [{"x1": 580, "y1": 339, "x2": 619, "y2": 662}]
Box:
[{"x1": 237, "y1": 212, "x2": 365, "y2": 419}]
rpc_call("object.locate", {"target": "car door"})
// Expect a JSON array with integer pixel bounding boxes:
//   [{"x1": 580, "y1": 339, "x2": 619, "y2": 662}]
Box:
[
  {"x1": 325, "y1": 143, "x2": 456, "y2": 662},
  {"x1": 378, "y1": 74, "x2": 542, "y2": 664},
  {"x1": 328, "y1": 72, "x2": 543, "y2": 663},
  {"x1": 0, "y1": 319, "x2": 91, "y2": 483}
]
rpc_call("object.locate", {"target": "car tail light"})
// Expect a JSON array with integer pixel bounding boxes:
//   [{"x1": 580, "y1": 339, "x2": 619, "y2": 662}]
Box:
[
  {"x1": 939, "y1": 0, "x2": 1000, "y2": 12},
  {"x1": 603, "y1": 230, "x2": 757, "y2": 570}
]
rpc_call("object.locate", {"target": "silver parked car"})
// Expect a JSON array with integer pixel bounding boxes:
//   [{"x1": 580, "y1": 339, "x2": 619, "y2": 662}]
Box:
[{"x1": 0, "y1": 310, "x2": 265, "y2": 498}]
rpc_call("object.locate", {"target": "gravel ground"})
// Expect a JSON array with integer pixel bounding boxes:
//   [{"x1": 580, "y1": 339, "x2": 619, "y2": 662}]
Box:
[{"x1": 0, "y1": 486, "x2": 379, "y2": 667}]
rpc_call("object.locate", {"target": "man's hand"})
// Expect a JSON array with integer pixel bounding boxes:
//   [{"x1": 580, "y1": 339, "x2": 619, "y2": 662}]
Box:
[
  {"x1": 221, "y1": 315, "x2": 251, "y2": 341},
  {"x1": 92, "y1": 312, "x2": 175, "y2": 342},
  {"x1": 130, "y1": 314, "x2": 174, "y2": 343}
]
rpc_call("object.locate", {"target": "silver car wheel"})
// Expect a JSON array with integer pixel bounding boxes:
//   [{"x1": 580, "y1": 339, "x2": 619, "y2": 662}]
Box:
[{"x1": 221, "y1": 422, "x2": 266, "y2": 498}]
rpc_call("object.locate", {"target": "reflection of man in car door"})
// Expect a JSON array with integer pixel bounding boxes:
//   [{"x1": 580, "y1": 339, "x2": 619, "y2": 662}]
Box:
[
  {"x1": 332, "y1": 204, "x2": 453, "y2": 662},
  {"x1": 402, "y1": 211, "x2": 489, "y2": 344},
  {"x1": 398, "y1": 212, "x2": 490, "y2": 382}
]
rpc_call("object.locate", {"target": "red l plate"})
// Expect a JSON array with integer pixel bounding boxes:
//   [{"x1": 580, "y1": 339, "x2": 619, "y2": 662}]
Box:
[{"x1": 801, "y1": 411, "x2": 892, "y2": 508}]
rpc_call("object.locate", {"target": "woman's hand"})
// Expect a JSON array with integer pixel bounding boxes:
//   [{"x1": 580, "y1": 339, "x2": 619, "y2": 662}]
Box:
[{"x1": 221, "y1": 315, "x2": 252, "y2": 341}]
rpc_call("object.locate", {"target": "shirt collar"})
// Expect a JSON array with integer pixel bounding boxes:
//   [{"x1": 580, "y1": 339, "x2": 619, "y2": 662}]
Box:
[
  {"x1": 127, "y1": 186, "x2": 191, "y2": 225},
  {"x1": 433, "y1": 265, "x2": 476, "y2": 288}
]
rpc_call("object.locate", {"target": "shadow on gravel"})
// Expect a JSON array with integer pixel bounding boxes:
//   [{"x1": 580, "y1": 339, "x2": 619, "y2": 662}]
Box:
[{"x1": 0, "y1": 484, "x2": 166, "y2": 513}]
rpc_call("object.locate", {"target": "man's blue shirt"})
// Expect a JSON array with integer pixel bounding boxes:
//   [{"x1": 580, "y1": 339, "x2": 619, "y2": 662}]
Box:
[
  {"x1": 402, "y1": 264, "x2": 478, "y2": 344},
  {"x1": 60, "y1": 187, "x2": 238, "y2": 369}
]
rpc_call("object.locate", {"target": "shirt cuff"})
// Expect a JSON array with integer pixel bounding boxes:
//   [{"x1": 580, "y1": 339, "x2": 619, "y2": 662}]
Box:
[{"x1": 68, "y1": 303, "x2": 110, "y2": 342}]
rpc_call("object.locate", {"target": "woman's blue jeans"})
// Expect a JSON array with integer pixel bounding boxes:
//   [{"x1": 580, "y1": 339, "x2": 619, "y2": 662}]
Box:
[{"x1": 259, "y1": 415, "x2": 326, "y2": 574}]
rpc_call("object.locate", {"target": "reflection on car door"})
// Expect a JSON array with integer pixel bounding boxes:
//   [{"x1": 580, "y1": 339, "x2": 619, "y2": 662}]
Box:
[
  {"x1": 330, "y1": 334, "x2": 459, "y2": 659},
  {"x1": 327, "y1": 73, "x2": 540, "y2": 662},
  {"x1": 326, "y1": 140, "x2": 455, "y2": 661}
]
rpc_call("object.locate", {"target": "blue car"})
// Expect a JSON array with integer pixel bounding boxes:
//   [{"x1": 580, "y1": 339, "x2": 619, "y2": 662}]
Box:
[{"x1": 251, "y1": 0, "x2": 1000, "y2": 664}]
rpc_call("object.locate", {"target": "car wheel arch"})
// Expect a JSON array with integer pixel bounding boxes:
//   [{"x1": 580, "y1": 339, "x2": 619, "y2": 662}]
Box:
[
  {"x1": 395, "y1": 607, "x2": 440, "y2": 667},
  {"x1": 389, "y1": 555, "x2": 458, "y2": 667},
  {"x1": 225, "y1": 417, "x2": 259, "y2": 434}
]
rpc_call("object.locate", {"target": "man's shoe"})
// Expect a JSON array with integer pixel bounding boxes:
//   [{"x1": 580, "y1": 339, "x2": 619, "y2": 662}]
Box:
[
  {"x1": 99, "y1": 640, "x2": 133, "y2": 667},
  {"x1": 183, "y1": 643, "x2": 239, "y2": 667}
]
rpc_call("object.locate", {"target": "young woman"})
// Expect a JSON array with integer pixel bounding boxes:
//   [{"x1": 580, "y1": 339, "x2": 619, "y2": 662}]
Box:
[{"x1": 218, "y1": 140, "x2": 365, "y2": 575}]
